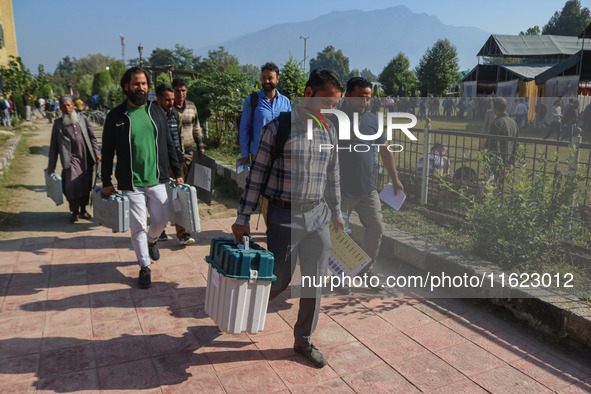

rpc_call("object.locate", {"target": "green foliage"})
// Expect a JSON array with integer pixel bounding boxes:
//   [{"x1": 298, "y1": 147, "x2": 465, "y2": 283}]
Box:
[
  {"x1": 75, "y1": 76, "x2": 93, "y2": 98},
  {"x1": 91, "y1": 70, "x2": 112, "y2": 107},
  {"x1": 0, "y1": 56, "x2": 32, "y2": 97},
  {"x1": 348, "y1": 69, "x2": 360, "y2": 79},
  {"x1": 187, "y1": 72, "x2": 254, "y2": 147},
  {"x1": 241, "y1": 64, "x2": 260, "y2": 85},
  {"x1": 155, "y1": 73, "x2": 171, "y2": 88},
  {"x1": 309, "y1": 45, "x2": 350, "y2": 83},
  {"x1": 54, "y1": 56, "x2": 77, "y2": 76},
  {"x1": 12, "y1": 92, "x2": 24, "y2": 120},
  {"x1": 520, "y1": 26, "x2": 541, "y2": 35},
  {"x1": 360, "y1": 68, "x2": 377, "y2": 82},
  {"x1": 197, "y1": 46, "x2": 241, "y2": 74},
  {"x1": 378, "y1": 52, "x2": 416, "y2": 96},
  {"x1": 172, "y1": 44, "x2": 200, "y2": 70},
  {"x1": 415, "y1": 39, "x2": 460, "y2": 96},
  {"x1": 103, "y1": 83, "x2": 126, "y2": 109},
  {"x1": 149, "y1": 48, "x2": 176, "y2": 67},
  {"x1": 542, "y1": 0, "x2": 591, "y2": 36},
  {"x1": 39, "y1": 83, "x2": 53, "y2": 98},
  {"x1": 107, "y1": 60, "x2": 126, "y2": 85},
  {"x1": 0, "y1": 56, "x2": 33, "y2": 119},
  {"x1": 277, "y1": 55, "x2": 306, "y2": 99},
  {"x1": 458, "y1": 148, "x2": 589, "y2": 271}
]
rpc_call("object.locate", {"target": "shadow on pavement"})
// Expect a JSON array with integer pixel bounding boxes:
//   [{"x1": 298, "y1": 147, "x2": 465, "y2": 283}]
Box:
[{"x1": 0, "y1": 329, "x2": 293, "y2": 391}]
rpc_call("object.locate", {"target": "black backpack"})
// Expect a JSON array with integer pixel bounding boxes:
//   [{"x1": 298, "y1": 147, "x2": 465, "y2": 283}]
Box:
[{"x1": 236, "y1": 92, "x2": 259, "y2": 147}]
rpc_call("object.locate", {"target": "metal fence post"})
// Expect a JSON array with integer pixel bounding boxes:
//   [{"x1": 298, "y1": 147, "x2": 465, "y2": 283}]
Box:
[
  {"x1": 567, "y1": 128, "x2": 583, "y2": 229},
  {"x1": 569, "y1": 128, "x2": 582, "y2": 174},
  {"x1": 420, "y1": 118, "x2": 431, "y2": 206}
]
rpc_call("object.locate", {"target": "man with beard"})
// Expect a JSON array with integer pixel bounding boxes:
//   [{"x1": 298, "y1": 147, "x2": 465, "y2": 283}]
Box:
[
  {"x1": 48, "y1": 96, "x2": 101, "y2": 222},
  {"x1": 238, "y1": 62, "x2": 291, "y2": 224},
  {"x1": 156, "y1": 83, "x2": 195, "y2": 246},
  {"x1": 101, "y1": 67, "x2": 183, "y2": 289}
]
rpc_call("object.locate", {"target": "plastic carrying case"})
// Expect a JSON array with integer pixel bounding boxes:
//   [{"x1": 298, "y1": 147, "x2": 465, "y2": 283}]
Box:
[
  {"x1": 165, "y1": 179, "x2": 200, "y2": 233},
  {"x1": 44, "y1": 168, "x2": 63, "y2": 206},
  {"x1": 92, "y1": 187, "x2": 130, "y2": 232},
  {"x1": 205, "y1": 237, "x2": 275, "y2": 334}
]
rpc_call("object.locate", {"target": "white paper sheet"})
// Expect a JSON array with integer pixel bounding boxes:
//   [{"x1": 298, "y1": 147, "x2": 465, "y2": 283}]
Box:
[
  {"x1": 379, "y1": 183, "x2": 406, "y2": 211},
  {"x1": 193, "y1": 164, "x2": 212, "y2": 192}
]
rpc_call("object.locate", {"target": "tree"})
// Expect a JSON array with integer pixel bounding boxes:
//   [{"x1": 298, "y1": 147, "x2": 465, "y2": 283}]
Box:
[
  {"x1": 172, "y1": 44, "x2": 200, "y2": 70},
  {"x1": 519, "y1": 26, "x2": 541, "y2": 35},
  {"x1": 241, "y1": 64, "x2": 260, "y2": 85},
  {"x1": 0, "y1": 56, "x2": 33, "y2": 119},
  {"x1": 75, "y1": 76, "x2": 93, "y2": 98},
  {"x1": 415, "y1": 39, "x2": 460, "y2": 96},
  {"x1": 348, "y1": 69, "x2": 361, "y2": 79},
  {"x1": 92, "y1": 70, "x2": 112, "y2": 107},
  {"x1": 106, "y1": 60, "x2": 126, "y2": 85},
  {"x1": 149, "y1": 48, "x2": 176, "y2": 67},
  {"x1": 75, "y1": 54, "x2": 118, "y2": 76},
  {"x1": 55, "y1": 56, "x2": 77, "y2": 76},
  {"x1": 360, "y1": 68, "x2": 377, "y2": 82},
  {"x1": 309, "y1": 45, "x2": 350, "y2": 82},
  {"x1": 542, "y1": 0, "x2": 591, "y2": 36},
  {"x1": 378, "y1": 52, "x2": 416, "y2": 96},
  {"x1": 197, "y1": 46, "x2": 241, "y2": 74},
  {"x1": 278, "y1": 55, "x2": 307, "y2": 99},
  {"x1": 187, "y1": 71, "x2": 254, "y2": 147}
]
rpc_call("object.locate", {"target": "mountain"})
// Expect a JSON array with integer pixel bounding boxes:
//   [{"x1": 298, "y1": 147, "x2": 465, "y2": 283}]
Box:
[{"x1": 199, "y1": 5, "x2": 490, "y2": 75}]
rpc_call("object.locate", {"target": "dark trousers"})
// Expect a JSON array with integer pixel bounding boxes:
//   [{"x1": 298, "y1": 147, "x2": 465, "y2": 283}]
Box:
[
  {"x1": 68, "y1": 195, "x2": 89, "y2": 214},
  {"x1": 544, "y1": 121, "x2": 561, "y2": 140},
  {"x1": 266, "y1": 201, "x2": 332, "y2": 346}
]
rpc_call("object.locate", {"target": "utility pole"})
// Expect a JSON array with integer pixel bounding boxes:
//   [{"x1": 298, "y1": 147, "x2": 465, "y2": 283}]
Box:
[
  {"x1": 138, "y1": 43, "x2": 143, "y2": 68},
  {"x1": 120, "y1": 34, "x2": 125, "y2": 64},
  {"x1": 299, "y1": 35, "x2": 310, "y2": 75}
]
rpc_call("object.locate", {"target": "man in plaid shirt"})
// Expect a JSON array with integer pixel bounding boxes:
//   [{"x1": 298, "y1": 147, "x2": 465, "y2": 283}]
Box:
[{"x1": 233, "y1": 69, "x2": 345, "y2": 368}]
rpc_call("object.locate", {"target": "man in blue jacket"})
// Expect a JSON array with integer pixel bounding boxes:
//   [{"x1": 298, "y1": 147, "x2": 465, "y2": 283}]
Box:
[{"x1": 101, "y1": 67, "x2": 183, "y2": 289}]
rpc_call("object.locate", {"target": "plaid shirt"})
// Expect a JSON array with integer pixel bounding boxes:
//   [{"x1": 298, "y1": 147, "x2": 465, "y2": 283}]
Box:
[{"x1": 236, "y1": 109, "x2": 341, "y2": 227}]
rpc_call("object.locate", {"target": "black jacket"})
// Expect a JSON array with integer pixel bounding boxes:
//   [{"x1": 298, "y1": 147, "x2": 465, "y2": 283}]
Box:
[{"x1": 101, "y1": 100, "x2": 182, "y2": 191}]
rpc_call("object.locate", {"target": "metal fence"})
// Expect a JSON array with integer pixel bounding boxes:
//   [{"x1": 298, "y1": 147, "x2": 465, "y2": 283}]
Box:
[{"x1": 376, "y1": 124, "x2": 591, "y2": 222}]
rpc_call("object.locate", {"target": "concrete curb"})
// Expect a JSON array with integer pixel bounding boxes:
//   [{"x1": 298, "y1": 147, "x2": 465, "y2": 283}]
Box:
[
  {"x1": 0, "y1": 134, "x2": 22, "y2": 175},
  {"x1": 211, "y1": 156, "x2": 591, "y2": 348},
  {"x1": 348, "y1": 217, "x2": 591, "y2": 348}
]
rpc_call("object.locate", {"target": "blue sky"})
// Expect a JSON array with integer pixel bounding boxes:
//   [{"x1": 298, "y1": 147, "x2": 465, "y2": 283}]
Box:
[{"x1": 12, "y1": 0, "x2": 591, "y2": 73}]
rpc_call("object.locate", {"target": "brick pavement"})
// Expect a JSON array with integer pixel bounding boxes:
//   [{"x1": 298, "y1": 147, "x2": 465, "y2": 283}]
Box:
[{"x1": 0, "y1": 216, "x2": 591, "y2": 393}]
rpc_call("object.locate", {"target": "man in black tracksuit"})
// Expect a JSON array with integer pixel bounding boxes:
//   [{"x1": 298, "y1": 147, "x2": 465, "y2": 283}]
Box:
[{"x1": 101, "y1": 67, "x2": 183, "y2": 289}]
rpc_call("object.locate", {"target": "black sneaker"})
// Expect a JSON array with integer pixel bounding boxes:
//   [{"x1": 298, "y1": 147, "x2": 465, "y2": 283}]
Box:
[
  {"x1": 179, "y1": 233, "x2": 195, "y2": 246},
  {"x1": 79, "y1": 210, "x2": 92, "y2": 220},
  {"x1": 158, "y1": 231, "x2": 169, "y2": 241},
  {"x1": 367, "y1": 273, "x2": 382, "y2": 290},
  {"x1": 70, "y1": 212, "x2": 78, "y2": 223},
  {"x1": 138, "y1": 266, "x2": 151, "y2": 289},
  {"x1": 293, "y1": 343, "x2": 328, "y2": 368},
  {"x1": 148, "y1": 241, "x2": 160, "y2": 261}
]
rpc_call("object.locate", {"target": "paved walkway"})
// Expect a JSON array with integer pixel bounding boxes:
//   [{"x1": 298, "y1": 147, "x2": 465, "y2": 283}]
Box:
[
  {"x1": 0, "y1": 118, "x2": 590, "y2": 392},
  {"x1": 1, "y1": 220, "x2": 591, "y2": 393}
]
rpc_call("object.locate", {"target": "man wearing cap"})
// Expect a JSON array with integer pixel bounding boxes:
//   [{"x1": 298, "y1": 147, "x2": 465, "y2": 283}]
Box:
[{"x1": 48, "y1": 96, "x2": 101, "y2": 222}]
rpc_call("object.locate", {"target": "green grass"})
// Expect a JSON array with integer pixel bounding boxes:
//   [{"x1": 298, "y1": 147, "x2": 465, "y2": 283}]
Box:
[
  {"x1": 0, "y1": 134, "x2": 10, "y2": 148},
  {"x1": 0, "y1": 133, "x2": 31, "y2": 218},
  {"x1": 382, "y1": 201, "x2": 591, "y2": 300},
  {"x1": 382, "y1": 203, "x2": 471, "y2": 252},
  {"x1": 206, "y1": 144, "x2": 240, "y2": 167}
]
